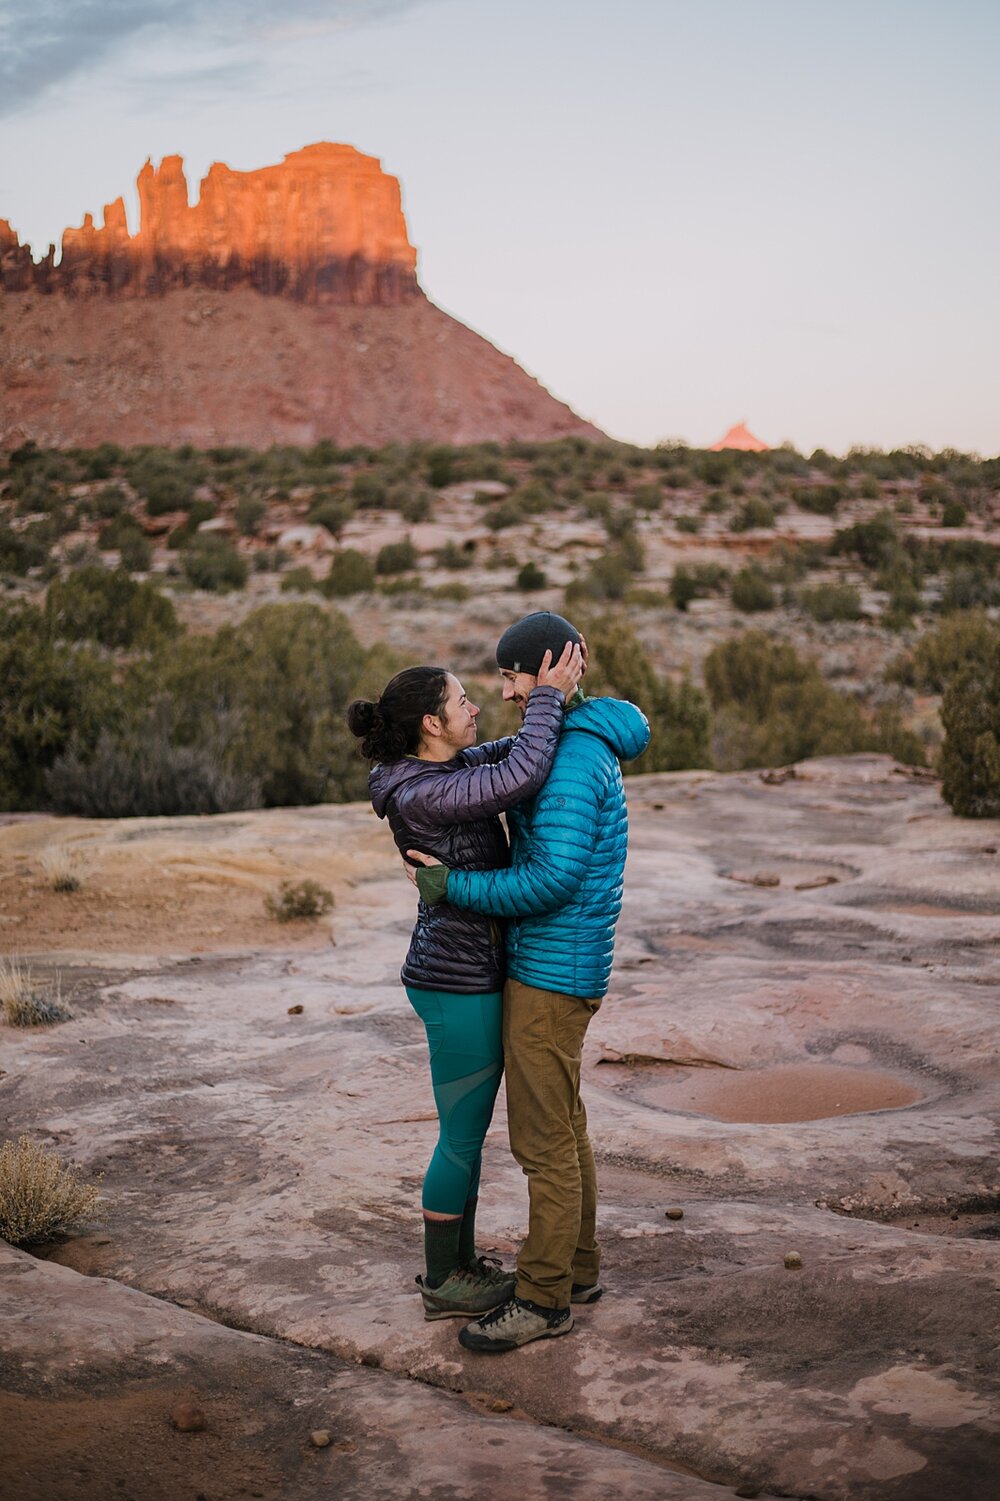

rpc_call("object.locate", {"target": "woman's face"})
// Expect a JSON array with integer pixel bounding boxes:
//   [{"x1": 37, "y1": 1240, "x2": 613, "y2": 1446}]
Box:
[{"x1": 432, "y1": 673, "x2": 480, "y2": 753}]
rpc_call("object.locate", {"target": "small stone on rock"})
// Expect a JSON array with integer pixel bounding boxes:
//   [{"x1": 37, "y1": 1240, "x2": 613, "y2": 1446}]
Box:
[
  {"x1": 310, "y1": 1430, "x2": 332, "y2": 1448},
  {"x1": 170, "y1": 1403, "x2": 206, "y2": 1432},
  {"x1": 784, "y1": 1251, "x2": 803, "y2": 1270},
  {"x1": 664, "y1": 1207, "x2": 684, "y2": 1220},
  {"x1": 287, "y1": 1004, "x2": 304, "y2": 1015}
]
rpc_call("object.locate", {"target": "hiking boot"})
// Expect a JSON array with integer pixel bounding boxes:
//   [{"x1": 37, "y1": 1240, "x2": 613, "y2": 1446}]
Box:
[
  {"x1": 416, "y1": 1260, "x2": 515, "y2": 1322},
  {"x1": 570, "y1": 1281, "x2": 604, "y2": 1304},
  {"x1": 458, "y1": 1295, "x2": 574, "y2": 1352}
]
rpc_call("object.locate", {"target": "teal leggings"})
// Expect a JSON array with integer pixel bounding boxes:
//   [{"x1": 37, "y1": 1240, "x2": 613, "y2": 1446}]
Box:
[{"x1": 405, "y1": 987, "x2": 503, "y2": 1215}]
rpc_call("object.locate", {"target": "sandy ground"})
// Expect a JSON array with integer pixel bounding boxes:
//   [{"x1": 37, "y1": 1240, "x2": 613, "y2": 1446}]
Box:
[{"x1": 1, "y1": 755, "x2": 998, "y2": 1500}]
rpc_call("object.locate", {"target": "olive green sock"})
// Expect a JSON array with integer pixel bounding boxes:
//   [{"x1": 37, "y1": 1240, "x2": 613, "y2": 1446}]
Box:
[
  {"x1": 458, "y1": 1196, "x2": 478, "y2": 1268},
  {"x1": 423, "y1": 1214, "x2": 462, "y2": 1288}
]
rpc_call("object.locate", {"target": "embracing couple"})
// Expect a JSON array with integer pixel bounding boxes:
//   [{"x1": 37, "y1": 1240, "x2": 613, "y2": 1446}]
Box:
[{"x1": 346, "y1": 611, "x2": 649, "y2": 1353}]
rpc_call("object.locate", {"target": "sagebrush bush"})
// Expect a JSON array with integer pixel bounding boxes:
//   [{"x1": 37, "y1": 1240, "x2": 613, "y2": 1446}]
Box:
[
  {"x1": 939, "y1": 663, "x2": 1000, "y2": 817},
  {"x1": 799, "y1": 581, "x2": 863, "y2": 622},
  {"x1": 516, "y1": 561, "x2": 548, "y2": 592},
  {"x1": 0, "y1": 1135, "x2": 102, "y2": 1247},
  {"x1": 265, "y1": 879, "x2": 334, "y2": 921},
  {"x1": 44, "y1": 566, "x2": 179, "y2": 649},
  {"x1": 376, "y1": 538, "x2": 419, "y2": 575},
  {"x1": 731, "y1": 567, "x2": 775, "y2": 613},
  {"x1": 40, "y1": 846, "x2": 82, "y2": 892},
  {"x1": 0, "y1": 959, "x2": 72, "y2": 1027},
  {"x1": 181, "y1": 535, "x2": 248, "y2": 592},
  {"x1": 888, "y1": 612, "x2": 1000, "y2": 693},
  {"x1": 324, "y1": 549, "x2": 375, "y2": 596}
]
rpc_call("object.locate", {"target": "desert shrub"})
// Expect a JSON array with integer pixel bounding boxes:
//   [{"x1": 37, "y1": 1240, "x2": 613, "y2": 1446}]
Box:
[
  {"x1": 376, "y1": 538, "x2": 419, "y2": 575},
  {"x1": 0, "y1": 1135, "x2": 101, "y2": 1247},
  {"x1": 182, "y1": 535, "x2": 248, "y2": 591},
  {"x1": 118, "y1": 531, "x2": 152, "y2": 573},
  {"x1": 832, "y1": 511, "x2": 900, "y2": 570},
  {"x1": 701, "y1": 489, "x2": 728, "y2": 514},
  {"x1": 564, "y1": 550, "x2": 632, "y2": 603},
  {"x1": 675, "y1": 513, "x2": 701, "y2": 534},
  {"x1": 323, "y1": 549, "x2": 375, "y2": 596},
  {"x1": 434, "y1": 540, "x2": 474, "y2": 570},
  {"x1": 47, "y1": 701, "x2": 262, "y2": 818},
  {"x1": 132, "y1": 603, "x2": 374, "y2": 805},
  {"x1": 796, "y1": 483, "x2": 844, "y2": 516},
  {"x1": 799, "y1": 581, "x2": 863, "y2": 622},
  {"x1": 939, "y1": 662, "x2": 1000, "y2": 817},
  {"x1": 425, "y1": 447, "x2": 456, "y2": 488},
  {"x1": 92, "y1": 484, "x2": 129, "y2": 519},
  {"x1": 0, "y1": 612, "x2": 120, "y2": 809},
  {"x1": 858, "y1": 475, "x2": 882, "y2": 500},
  {"x1": 131, "y1": 465, "x2": 195, "y2": 515},
  {"x1": 167, "y1": 499, "x2": 216, "y2": 549},
  {"x1": 0, "y1": 959, "x2": 72, "y2": 1027},
  {"x1": 265, "y1": 879, "x2": 334, "y2": 922},
  {"x1": 0, "y1": 524, "x2": 46, "y2": 576},
  {"x1": 704, "y1": 631, "x2": 921, "y2": 771},
  {"x1": 484, "y1": 497, "x2": 528, "y2": 531},
  {"x1": 431, "y1": 581, "x2": 472, "y2": 601},
  {"x1": 351, "y1": 472, "x2": 388, "y2": 508},
  {"x1": 669, "y1": 566, "x2": 699, "y2": 612},
  {"x1": 730, "y1": 497, "x2": 776, "y2": 532},
  {"x1": 731, "y1": 566, "x2": 775, "y2": 613},
  {"x1": 98, "y1": 510, "x2": 145, "y2": 550},
  {"x1": 40, "y1": 847, "x2": 82, "y2": 892},
  {"x1": 308, "y1": 494, "x2": 355, "y2": 537},
  {"x1": 234, "y1": 494, "x2": 268, "y2": 536},
  {"x1": 516, "y1": 561, "x2": 548, "y2": 591},
  {"x1": 940, "y1": 498, "x2": 967, "y2": 528},
  {"x1": 937, "y1": 565, "x2": 1000, "y2": 614},
  {"x1": 397, "y1": 486, "x2": 433, "y2": 523},
  {"x1": 280, "y1": 567, "x2": 320, "y2": 594},
  {"x1": 888, "y1": 612, "x2": 1000, "y2": 693},
  {"x1": 44, "y1": 567, "x2": 179, "y2": 649}
]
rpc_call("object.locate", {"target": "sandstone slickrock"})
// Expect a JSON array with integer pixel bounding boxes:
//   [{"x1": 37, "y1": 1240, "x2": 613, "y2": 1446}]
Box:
[
  {"x1": 0, "y1": 145, "x2": 600, "y2": 447},
  {"x1": 1, "y1": 755, "x2": 997, "y2": 1500}
]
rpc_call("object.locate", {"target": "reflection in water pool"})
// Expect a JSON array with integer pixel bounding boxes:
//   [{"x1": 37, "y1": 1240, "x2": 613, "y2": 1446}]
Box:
[{"x1": 597, "y1": 1060, "x2": 924, "y2": 1123}]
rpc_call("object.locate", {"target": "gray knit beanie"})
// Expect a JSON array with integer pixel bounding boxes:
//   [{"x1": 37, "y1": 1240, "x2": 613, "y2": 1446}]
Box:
[{"x1": 495, "y1": 611, "x2": 582, "y2": 676}]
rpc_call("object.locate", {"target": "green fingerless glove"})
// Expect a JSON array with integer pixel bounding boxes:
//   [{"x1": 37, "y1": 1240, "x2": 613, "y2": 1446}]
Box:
[{"x1": 415, "y1": 863, "x2": 450, "y2": 906}]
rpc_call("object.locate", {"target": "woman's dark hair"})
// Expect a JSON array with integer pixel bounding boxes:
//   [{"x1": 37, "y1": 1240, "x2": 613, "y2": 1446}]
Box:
[{"x1": 346, "y1": 666, "x2": 450, "y2": 763}]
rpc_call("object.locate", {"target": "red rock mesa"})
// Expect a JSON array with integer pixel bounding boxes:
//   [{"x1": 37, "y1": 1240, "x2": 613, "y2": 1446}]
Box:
[{"x1": 0, "y1": 144, "x2": 599, "y2": 447}]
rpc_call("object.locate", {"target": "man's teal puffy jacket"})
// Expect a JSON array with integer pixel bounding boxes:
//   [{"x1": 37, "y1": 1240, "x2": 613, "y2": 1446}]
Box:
[{"x1": 446, "y1": 695, "x2": 650, "y2": 998}]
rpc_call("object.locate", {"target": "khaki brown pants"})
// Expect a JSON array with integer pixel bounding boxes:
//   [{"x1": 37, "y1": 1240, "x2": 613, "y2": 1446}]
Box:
[{"x1": 503, "y1": 978, "x2": 602, "y2": 1309}]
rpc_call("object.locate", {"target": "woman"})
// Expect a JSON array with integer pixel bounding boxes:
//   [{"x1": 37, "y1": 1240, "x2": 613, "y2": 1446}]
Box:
[{"x1": 346, "y1": 642, "x2": 582, "y2": 1321}]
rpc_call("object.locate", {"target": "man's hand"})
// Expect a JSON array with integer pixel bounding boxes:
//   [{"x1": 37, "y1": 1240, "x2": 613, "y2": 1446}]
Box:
[
  {"x1": 406, "y1": 850, "x2": 449, "y2": 907},
  {"x1": 536, "y1": 640, "x2": 584, "y2": 698}
]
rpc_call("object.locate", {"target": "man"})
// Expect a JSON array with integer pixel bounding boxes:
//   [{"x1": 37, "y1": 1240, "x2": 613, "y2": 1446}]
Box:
[{"x1": 409, "y1": 610, "x2": 649, "y2": 1352}]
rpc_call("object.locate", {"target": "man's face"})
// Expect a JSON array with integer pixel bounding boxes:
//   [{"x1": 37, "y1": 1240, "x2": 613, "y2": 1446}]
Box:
[{"x1": 499, "y1": 668, "x2": 538, "y2": 721}]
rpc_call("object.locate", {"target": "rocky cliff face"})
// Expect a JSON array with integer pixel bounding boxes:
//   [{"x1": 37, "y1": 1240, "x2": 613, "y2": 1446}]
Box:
[
  {"x1": 0, "y1": 144, "x2": 599, "y2": 447},
  {"x1": 0, "y1": 144, "x2": 418, "y2": 305}
]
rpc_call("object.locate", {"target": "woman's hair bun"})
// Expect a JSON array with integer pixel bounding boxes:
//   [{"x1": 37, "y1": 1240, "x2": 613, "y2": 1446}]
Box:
[{"x1": 346, "y1": 698, "x2": 377, "y2": 738}]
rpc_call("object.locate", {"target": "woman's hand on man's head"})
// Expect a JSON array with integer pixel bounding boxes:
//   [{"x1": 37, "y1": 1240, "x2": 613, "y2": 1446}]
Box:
[{"x1": 536, "y1": 640, "x2": 584, "y2": 698}]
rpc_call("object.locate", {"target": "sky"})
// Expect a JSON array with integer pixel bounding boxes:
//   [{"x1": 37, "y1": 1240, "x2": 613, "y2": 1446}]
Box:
[{"x1": 1, "y1": 0, "x2": 998, "y2": 454}]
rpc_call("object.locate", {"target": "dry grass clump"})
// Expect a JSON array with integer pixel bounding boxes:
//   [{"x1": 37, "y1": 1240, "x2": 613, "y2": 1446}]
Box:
[
  {"x1": 264, "y1": 879, "x2": 335, "y2": 922},
  {"x1": 0, "y1": 959, "x2": 72, "y2": 1027},
  {"x1": 0, "y1": 1135, "x2": 103, "y2": 1247},
  {"x1": 40, "y1": 845, "x2": 82, "y2": 893}
]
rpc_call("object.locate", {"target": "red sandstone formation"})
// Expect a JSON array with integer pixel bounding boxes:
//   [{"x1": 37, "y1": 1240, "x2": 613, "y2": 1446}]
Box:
[
  {"x1": 1, "y1": 144, "x2": 418, "y2": 305},
  {"x1": 710, "y1": 421, "x2": 769, "y2": 452},
  {"x1": 0, "y1": 145, "x2": 600, "y2": 447}
]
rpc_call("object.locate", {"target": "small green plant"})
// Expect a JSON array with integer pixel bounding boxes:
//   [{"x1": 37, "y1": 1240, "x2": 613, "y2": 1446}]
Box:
[
  {"x1": 323, "y1": 549, "x2": 375, "y2": 597},
  {"x1": 798, "y1": 581, "x2": 863, "y2": 622},
  {"x1": 265, "y1": 879, "x2": 335, "y2": 922},
  {"x1": 182, "y1": 535, "x2": 248, "y2": 592},
  {"x1": 730, "y1": 497, "x2": 776, "y2": 532},
  {"x1": 431, "y1": 581, "x2": 472, "y2": 601},
  {"x1": 675, "y1": 513, "x2": 701, "y2": 534},
  {"x1": 940, "y1": 663, "x2": 1000, "y2": 817},
  {"x1": 234, "y1": 494, "x2": 268, "y2": 536},
  {"x1": 516, "y1": 561, "x2": 548, "y2": 591},
  {"x1": 41, "y1": 847, "x2": 82, "y2": 893},
  {"x1": 280, "y1": 566, "x2": 321, "y2": 594},
  {"x1": 0, "y1": 1135, "x2": 103, "y2": 1247},
  {"x1": 375, "y1": 538, "x2": 419, "y2": 575},
  {"x1": 731, "y1": 566, "x2": 775, "y2": 612},
  {"x1": 0, "y1": 959, "x2": 72, "y2": 1026}
]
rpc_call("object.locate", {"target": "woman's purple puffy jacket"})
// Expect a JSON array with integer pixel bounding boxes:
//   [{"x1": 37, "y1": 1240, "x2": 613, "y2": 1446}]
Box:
[{"x1": 368, "y1": 685, "x2": 565, "y2": 994}]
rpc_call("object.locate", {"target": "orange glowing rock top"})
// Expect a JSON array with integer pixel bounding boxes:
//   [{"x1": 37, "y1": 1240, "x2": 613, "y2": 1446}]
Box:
[
  {"x1": 709, "y1": 422, "x2": 769, "y2": 452},
  {"x1": 1, "y1": 143, "x2": 419, "y2": 305}
]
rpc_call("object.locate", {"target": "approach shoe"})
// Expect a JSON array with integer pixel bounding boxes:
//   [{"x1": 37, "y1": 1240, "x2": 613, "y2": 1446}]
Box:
[
  {"x1": 416, "y1": 1260, "x2": 515, "y2": 1322},
  {"x1": 570, "y1": 1281, "x2": 604, "y2": 1304},
  {"x1": 458, "y1": 1295, "x2": 574, "y2": 1352}
]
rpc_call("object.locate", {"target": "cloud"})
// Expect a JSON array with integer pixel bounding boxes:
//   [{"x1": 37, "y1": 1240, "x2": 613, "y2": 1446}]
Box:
[{"x1": 0, "y1": 0, "x2": 427, "y2": 115}]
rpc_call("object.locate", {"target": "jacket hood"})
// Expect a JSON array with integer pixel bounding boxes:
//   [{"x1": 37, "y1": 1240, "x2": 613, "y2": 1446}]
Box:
[
  {"x1": 566, "y1": 696, "x2": 650, "y2": 762},
  {"x1": 369, "y1": 756, "x2": 433, "y2": 818}
]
